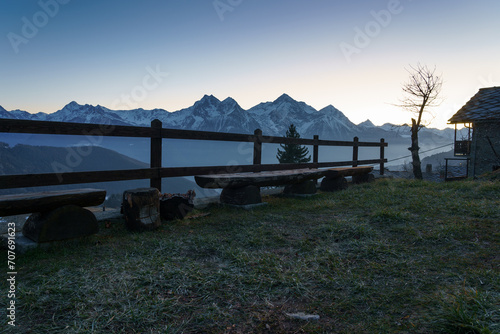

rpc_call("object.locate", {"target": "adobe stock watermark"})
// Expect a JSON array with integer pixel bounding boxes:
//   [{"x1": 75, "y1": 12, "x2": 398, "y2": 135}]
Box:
[
  {"x1": 110, "y1": 64, "x2": 169, "y2": 110},
  {"x1": 7, "y1": 0, "x2": 71, "y2": 54},
  {"x1": 213, "y1": 0, "x2": 243, "y2": 21},
  {"x1": 339, "y1": 0, "x2": 404, "y2": 63},
  {"x1": 50, "y1": 64, "x2": 168, "y2": 180},
  {"x1": 51, "y1": 120, "x2": 116, "y2": 181},
  {"x1": 224, "y1": 131, "x2": 273, "y2": 173}
]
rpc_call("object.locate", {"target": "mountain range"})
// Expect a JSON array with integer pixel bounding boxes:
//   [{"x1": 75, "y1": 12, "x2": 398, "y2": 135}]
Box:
[{"x1": 0, "y1": 94, "x2": 457, "y2": 146}]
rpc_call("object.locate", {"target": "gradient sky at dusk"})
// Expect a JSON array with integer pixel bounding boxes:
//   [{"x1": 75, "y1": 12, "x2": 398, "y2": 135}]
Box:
[{"x1": 1, "y1": 0, "x2": 499, "y2": 129}]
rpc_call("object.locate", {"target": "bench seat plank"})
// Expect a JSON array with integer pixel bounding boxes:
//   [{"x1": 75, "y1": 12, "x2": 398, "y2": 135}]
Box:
[
  {"x1": 195, "y1": 166, "x2": 373, "y2": 189},
  {"x1": 324, "y1": 166, "x2": 373, "y2": 177},
  {"x1": 0, "y1": 188, "x2": 106, "y2": 217}
]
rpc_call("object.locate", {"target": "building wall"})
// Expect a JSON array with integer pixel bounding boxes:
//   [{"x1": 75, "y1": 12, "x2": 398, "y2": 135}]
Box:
[{"x1": 471, "y1": 120, "x2": 500, "y2": 177}]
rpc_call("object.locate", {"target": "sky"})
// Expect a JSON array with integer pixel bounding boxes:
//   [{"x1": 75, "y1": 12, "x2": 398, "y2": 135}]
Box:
[{"x1": 1, "y1": 0, "x2": 499, "y2": 129}]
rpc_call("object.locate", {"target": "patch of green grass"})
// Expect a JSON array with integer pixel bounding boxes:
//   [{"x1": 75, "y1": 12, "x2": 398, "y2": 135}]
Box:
[
  {"x1": 432, "y1": 287, "x2": 500, "y2": 334},
  {"x1": 1, "y1": 178, "x2": 499, "y2": 333}
]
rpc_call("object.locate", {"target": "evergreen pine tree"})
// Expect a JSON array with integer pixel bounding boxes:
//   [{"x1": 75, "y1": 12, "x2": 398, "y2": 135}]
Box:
[{"x1": 276, "y1": 124, "x2": 311, "y2": 163}]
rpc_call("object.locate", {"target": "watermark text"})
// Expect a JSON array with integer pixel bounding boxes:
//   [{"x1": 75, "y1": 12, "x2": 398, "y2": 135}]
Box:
[{"x1": 7, "y1": 0, "x2": 71, "y2": 54}]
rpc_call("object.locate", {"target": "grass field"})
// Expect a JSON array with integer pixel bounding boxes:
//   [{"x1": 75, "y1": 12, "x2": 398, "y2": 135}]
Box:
[{"x1": 1, "y1": 178, "x2": 499, "y2": 333}]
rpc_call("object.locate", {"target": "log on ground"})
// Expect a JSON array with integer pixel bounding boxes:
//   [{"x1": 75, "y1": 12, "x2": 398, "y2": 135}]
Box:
[
  {"x1": 122, "y1": 188, "x2": 161, "y2": 231},
  {"x1": 22, "y1": 205, "x2": 98, "y2": 243},
  {"x1": 160, "y1": 197, "x2": 194, "y2": 220}
]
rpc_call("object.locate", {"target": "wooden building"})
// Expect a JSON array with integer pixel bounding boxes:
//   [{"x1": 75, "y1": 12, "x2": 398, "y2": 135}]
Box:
[{"x1": 448, "y1": 86, "x2": 500, "y2": 177}]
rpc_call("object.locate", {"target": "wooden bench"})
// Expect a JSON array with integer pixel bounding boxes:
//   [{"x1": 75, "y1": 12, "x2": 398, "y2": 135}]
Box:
[
  {"x1": 195, "y1": 166, "x2": 374, "y2": 205},
  {"x1": 0, "y1": 188, "x2": 106, "y2": 243}
]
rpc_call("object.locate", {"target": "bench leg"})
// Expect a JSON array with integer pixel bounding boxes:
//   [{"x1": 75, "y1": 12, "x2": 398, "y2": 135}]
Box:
[
  {"x1": 220, "y1": 185, "x2": 261, "y2": 205},
  {"x1": 283, "y1": 180, "x2": 317, "y2": 195},
  {"x1": 352, "y1": 173, "x2": 375, "y2": 184},
  {"x1": 22, "y1": 205, "x2": 98, "y2": 243},
  {"x1": 320, "y1": 176, "x2": 348, "y2": 192}
]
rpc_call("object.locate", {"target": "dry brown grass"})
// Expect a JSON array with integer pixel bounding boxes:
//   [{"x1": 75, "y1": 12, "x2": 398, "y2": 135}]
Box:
[{"x1": 1, "y1": 178, "x2": 499, "y2": 333}]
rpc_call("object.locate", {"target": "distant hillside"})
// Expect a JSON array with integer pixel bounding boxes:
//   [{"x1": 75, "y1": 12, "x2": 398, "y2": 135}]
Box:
[
  {"x1": 0, "y1": 143, "x2": 217, "y2": 198},
  {"x1": 0, "y1": 143, "x2": 147, "y2": 175},
  {"x1": 421, "y1": 149, "x2": 455, "y2": 170}
]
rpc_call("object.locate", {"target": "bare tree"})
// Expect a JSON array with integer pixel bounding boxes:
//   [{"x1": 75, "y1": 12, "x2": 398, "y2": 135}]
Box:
[{"x1": 399, "y1": 63, "x2": 443, "y2": 179}]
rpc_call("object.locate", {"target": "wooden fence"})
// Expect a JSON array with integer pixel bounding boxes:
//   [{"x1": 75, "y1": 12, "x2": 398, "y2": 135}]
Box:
[{"x1": 0, "y1": 119, "x2": 387, "y2": 191}]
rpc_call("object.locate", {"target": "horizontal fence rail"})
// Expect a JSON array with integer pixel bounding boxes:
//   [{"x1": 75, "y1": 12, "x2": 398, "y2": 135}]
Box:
[
  {"x1": 0, "y1": 119, "x2": 388, "y2": 191},
  {"x1": 0, "y1": 119, "x2": 384, "y2": 146}
]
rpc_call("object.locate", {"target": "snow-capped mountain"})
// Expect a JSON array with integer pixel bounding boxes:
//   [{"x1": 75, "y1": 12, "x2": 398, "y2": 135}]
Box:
[
  {"x1": 300, "y1": 105, "x2": 359, "y2": 139},
  {"x1": 247, "y1": 94, "x2": 317, "y2": 135},
  {"x1": 358, "y1": 120, "x2": 376, "y2": 128},
  {"x1": 161, "y1": 95, "x2": 262, "y2": 134},
  {"x1": 379, "y1": 122, "x2": 456, "y2": 144},
  {"x1": 0, "y1": 94, "x2": 454, "y2": 145},
  {"x1": 43, "y1": 102, "x2": 133, "y2": 126},
  {"x1": 0, "y1": 106, "x2": 33, "y2": 120}
]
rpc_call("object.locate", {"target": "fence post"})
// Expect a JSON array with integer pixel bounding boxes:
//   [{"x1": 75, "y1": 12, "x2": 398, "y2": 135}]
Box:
[
  {"x1": 352, "y1": 137, "x2": 359, "y2": 167},
  {"x1": 150, "y1": 119, "x2": 162, "y2": 191},
  {"x1": 313, "y1": 135, "x2": 319, "y2": 167},
  {"x1": 380, "y1": 138, "x2": 385, "y2": 175},
  {"x1": 253, "y1": 129, "x2": 262, "y2": 171}
]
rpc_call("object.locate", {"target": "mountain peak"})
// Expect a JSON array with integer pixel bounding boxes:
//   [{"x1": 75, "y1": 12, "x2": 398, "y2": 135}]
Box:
[
  {"x1": 0, "y1": 105, "x2": 6, "y2": 112},
  {"x1": 201, "y1": 94, "x2": 220, "y2": 103},
  {"x1": 359, "y1": 119, "x2": 375, "y2": 127},
  {"x1": 319, "y1": 105, "x2": 355, "y2": 126},
  {"x1": 220, "y1": 97, "x2": 239, "y2": 107},
  {"x1": 320, "y1": 105, "x2": 344, "y2": 116},
  {"x1": 321, "y1": 104, "x2": 338, "y2": 111},
  {"x1": 63, "y1": 101, "x2": 82, "y2": 110},
  {"x1": 194, "y1": 95, "x2": 221, "y2": 109},
  {"x1": 275, "y1": 93, "x2": 294, "y2": 103},
  {"x1": 219, "y1": 97, "x2": 244, "y2": 115},
  {"x1": 221, "y1": 96, "x2": 236, "y2": 103}
]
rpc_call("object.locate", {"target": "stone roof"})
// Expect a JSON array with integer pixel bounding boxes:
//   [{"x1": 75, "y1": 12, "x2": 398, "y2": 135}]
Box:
[{"x1": 448, "y1": 86, "x2": 500, "y2": 123}]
